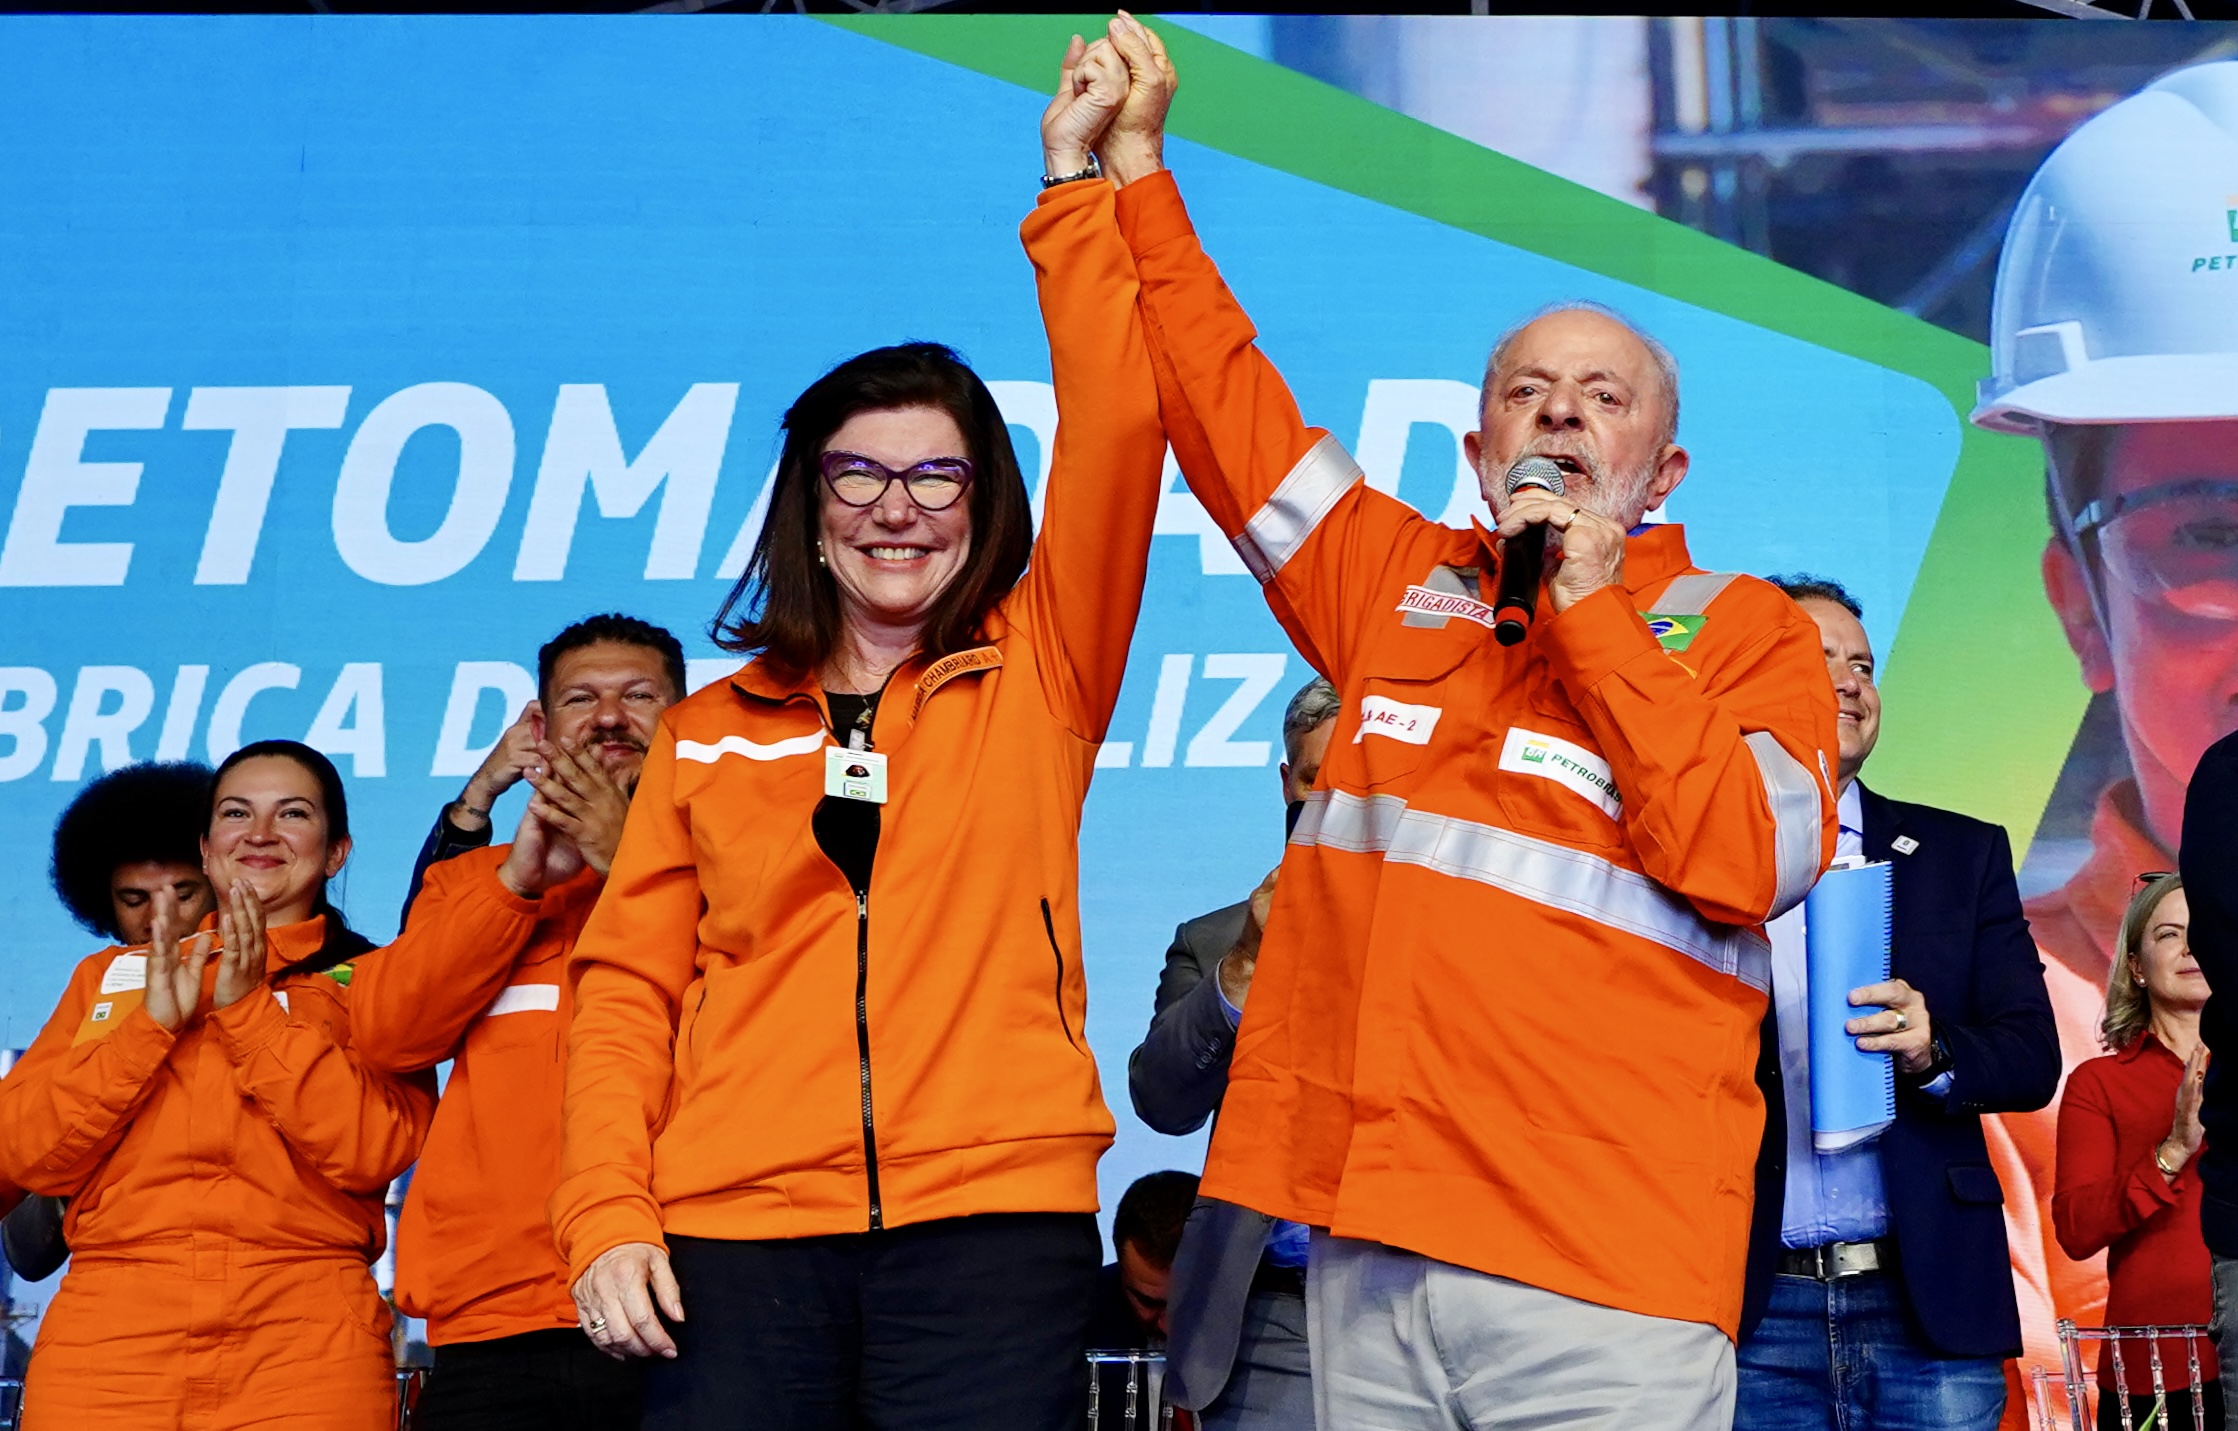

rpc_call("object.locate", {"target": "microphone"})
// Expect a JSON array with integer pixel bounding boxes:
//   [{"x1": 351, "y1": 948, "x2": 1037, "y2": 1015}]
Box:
[{"x1": 1493, "y1": 456, "x2": 1566, "y2": 647}]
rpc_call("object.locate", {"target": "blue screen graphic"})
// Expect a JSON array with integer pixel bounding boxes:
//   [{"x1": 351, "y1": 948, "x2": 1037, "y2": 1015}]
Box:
[{"x1": 0, "y1": 17, "x2": 1959, "y2": 1250}]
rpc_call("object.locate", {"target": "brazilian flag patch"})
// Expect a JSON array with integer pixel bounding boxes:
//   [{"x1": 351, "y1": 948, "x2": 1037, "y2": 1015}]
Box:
[
  {"x1": 324, "y1": 962, "x2": 354, "y2": 987},
  {"x1": 1644, "y1": 613, "x2": 1706, "y2": 652}
]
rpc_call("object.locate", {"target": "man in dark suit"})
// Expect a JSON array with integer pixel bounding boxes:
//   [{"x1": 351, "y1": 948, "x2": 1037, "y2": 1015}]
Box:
[
  {"x1": 1128, "y1": 676, "x2": 1338, "y2": 1431},
  {"x1": 1737, "y1": 577, "x2": 2060, "y2": 1431}
]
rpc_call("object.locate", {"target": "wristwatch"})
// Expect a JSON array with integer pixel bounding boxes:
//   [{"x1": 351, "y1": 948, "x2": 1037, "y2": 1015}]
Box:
[
  {"x1": 1900, "y1": 1033, "x2": 1955, "y2": 1088},
  {"x1": 1041, "y1": 152, "x2": 1104, "y2": 189}
]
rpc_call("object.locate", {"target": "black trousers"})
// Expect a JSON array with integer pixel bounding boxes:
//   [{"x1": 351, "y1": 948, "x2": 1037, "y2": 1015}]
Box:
[
  {"x1": 414, "y1": 1325, "x2": 645, "y2": 1431},
  {"x1": 647, "y1": 1212, "x2": 1101, "y2": 1431}
]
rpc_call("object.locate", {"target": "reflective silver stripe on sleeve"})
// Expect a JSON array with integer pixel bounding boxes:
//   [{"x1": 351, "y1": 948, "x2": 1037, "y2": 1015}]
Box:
[
  {"x1": 1290, "y1": 790, "x2": 1770, "y2": 992},
  {"x1": 1654, "y1": 572, "x2": 1739, "y2": 616},
  {"x1": 1232, "y1": 434, "x2": 1365, "y2": 584},
  {"x1": 1746, "y1": 731, "x2": 1825, "y2": 919}
]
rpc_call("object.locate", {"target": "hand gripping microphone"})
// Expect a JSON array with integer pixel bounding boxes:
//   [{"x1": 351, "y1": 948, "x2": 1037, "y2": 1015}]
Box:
[{"x1": 1492, "y1": 455, "x2": 1566, "y2": 647}]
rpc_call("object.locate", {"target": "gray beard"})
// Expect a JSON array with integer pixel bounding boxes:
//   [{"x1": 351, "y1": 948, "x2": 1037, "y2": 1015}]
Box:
[{"x1": 1569, "y1": 454, "x2": 1662, "y2": 530}]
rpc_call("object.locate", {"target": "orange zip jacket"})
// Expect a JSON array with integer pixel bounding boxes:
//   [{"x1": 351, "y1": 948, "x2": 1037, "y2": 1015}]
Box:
[
  {"x1": 0, "y1": 915, "x2": 435, "y2": 1428},
  {"x1": 1116, "y1": 170, "x2": 1839, "y2": 1337},
  {"x1": 552, "y1": 178, "x2": 1165, "y2": 1276},
  {"x1": 351, "y1": 843, "x2": 599, "y2": 1345}
]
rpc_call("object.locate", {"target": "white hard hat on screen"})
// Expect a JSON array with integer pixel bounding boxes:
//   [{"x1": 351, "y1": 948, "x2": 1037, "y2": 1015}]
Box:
[{"x1": 1973, "y1": 60, "x2": 2238, "y2": 435}]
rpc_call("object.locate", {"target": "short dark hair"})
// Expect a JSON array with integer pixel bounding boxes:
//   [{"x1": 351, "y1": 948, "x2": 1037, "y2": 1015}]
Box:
[
  {"x1": 538, "y1": 614, "x2": 687, "y2": 709},
  {"x1": 213, "y1": 740, "x2": 371, "y2": 978},
  {"x1": 1112, "y1": 1170, "x2": 1200, "y2": 1270},
  {"x1": 50, "y1": 761, "x2": 214, "y2": 941},
  {"x1": 711, "y1": 343, "x2": 1034, "y2": 676},
  {"x1": 1767, "y1": 573, "x2": 1864, "y2": 619}
]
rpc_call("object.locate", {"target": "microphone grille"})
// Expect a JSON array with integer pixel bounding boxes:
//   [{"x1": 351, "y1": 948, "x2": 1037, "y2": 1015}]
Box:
[{"x1": 1505, "y1": 455, "x2": 1566, "y2": 497}]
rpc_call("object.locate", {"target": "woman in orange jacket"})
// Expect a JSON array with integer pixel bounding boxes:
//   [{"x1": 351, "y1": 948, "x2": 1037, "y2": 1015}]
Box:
[
  {"x1": 557, "y1": 37, "x2": 1163, "y2": 1431},
  {"x1": 0, "y1": 739, "x2": 436, "y2": 1430}
]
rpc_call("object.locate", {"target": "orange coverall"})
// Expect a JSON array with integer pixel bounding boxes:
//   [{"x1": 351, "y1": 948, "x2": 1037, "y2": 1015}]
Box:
[
  {"x1": 0, "y1": 915, "x2": 435, "y2": 1430},
  {"x1": 351, "y1": 845, "x2": 600, "y2": 1345},
  {"x1": 1116, "y1": 170, "x2": 1840, "y2": 1337},
  {"x1": 553, "y1": 178, "x2": 1164, "y2": 1278}
]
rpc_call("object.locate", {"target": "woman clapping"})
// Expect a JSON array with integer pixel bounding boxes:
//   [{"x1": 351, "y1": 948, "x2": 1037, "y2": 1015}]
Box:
[{"x1": 0, "y1": 739, "x2": 436, "y2": 1431}]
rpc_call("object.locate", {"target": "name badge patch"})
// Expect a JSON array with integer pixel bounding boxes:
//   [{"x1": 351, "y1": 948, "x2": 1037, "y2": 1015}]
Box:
[
  {"x1": 825, "y1": 745, "x2": 889, "y2": 804},
  {"x1": 1500, "y1": 727, "x2": 1622, "y2": 819},
  {"x1": 1396, "y1": 585, "x2": 1499, "y2": 630},
  {"x1": 1355, "y1": 695, "x2": 1442, "y2": 746},
  {"x1": 100, "y1": 954, "x2": 148, "y2": 994}
]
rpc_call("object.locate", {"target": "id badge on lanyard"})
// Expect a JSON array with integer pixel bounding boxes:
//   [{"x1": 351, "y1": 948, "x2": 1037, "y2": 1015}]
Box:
[{"x1": 824, "y1": 736, "x2": 889, "y2": 804}]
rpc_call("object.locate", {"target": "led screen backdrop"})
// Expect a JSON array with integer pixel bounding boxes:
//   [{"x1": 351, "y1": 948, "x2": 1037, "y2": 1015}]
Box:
[{"x1": 0, "y1": 13, "x2": 2102, "y2": 1378}]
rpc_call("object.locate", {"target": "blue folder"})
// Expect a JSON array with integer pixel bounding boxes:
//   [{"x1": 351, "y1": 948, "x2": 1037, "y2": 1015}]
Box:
[{"x1": 1804, "y1": 859, "x2": 1896, "y2": 1152}]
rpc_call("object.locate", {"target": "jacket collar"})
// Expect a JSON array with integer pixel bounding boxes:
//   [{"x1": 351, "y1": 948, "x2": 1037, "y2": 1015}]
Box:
[
  {"x1": 725, "y1": 641, "x2": 1007, "y2": 748},
  {"x1": 2116, "y1": 1028, "x2": 2182, "y2": 1067}
]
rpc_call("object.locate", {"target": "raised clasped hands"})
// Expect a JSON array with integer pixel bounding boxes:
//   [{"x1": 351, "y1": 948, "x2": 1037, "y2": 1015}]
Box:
[
  {"x1": 1096, "y1": 13, "x2": 1176, "y2": 188},
  {"x1": 1041, "y1": 26, "x2": 1129, "y2": 179},
  {"x1": 1492, "y1": 488, "x2": 1626, "y2": 613}
]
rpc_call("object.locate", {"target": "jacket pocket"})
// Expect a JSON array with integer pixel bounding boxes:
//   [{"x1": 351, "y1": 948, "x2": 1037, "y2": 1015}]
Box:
[
  {"x1": 1491, "y1": 710, "x2": 1626, "y2": 854},
  {"x1": 1338, "y1": 676, "x2": 1448, "y2": 792},
  {"x1": 1041, "y1": 899, "x2": 1082, "y2": 1053},
  {"x1": 1947, "y1": 1165, "x2": 2005, "y2": 1205}
]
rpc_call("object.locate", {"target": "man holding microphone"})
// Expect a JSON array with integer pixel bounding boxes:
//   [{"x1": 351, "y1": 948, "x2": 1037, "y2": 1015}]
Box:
[{"x1": 1083, "y1": 17, "x2": 1838, "y2": 1426}]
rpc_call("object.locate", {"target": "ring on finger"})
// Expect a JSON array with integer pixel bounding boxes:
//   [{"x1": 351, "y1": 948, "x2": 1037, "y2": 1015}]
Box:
[
  {"x1": 587, "y1": 1316, "x2": 609, "y2": 1334},
  {"x1": 1891, "y1": 1011, "x2": 1910, "y2": 1033}
]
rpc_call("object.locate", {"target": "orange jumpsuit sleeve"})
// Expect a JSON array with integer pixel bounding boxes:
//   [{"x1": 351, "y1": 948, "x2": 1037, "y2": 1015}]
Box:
[
  {"x1": 352, "y1": 844, "x2": 545, "y2": 1074},
  {"x1": 1009, "y1": 178, "x2": 1168, "y2": 741},
  {"x1": 0, "y1": 955, "x2": 175, "y2": 1196},
  {"x1": 1113, "y1": 169, "x2": 1444, "y2": 686},
  {"x1": 208, "y1": 984, "x2": 437, "y2": 1195},
  {"x1": 1543, "y1": 586, "x2": 1839, "y2": 926},
  {"x1": 555, "y1": 722, "x2": 698, "y2": 1276}
]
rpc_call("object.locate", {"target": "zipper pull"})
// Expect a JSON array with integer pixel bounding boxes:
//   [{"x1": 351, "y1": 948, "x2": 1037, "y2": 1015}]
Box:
[{"x1": 857, "y1": 891, "x2": 869, "y2": 919}]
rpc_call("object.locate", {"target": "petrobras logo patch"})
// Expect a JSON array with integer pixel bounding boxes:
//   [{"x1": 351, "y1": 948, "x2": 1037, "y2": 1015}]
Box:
[
  {"x1": 1499, "y1": 726, "x2": 1621, "y2": 819},
  {"x1": 1355, "y1": 695, "x2": 1442, "y2": 746},
  {"x1": 1396, "y1": 584, "x2": 1499, "y2": 629}
]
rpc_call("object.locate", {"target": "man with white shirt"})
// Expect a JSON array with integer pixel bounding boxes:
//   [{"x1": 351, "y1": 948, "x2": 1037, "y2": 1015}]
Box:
[{"x1": 1736, "y1": 576, "x2": 2059, "y2": 1431}]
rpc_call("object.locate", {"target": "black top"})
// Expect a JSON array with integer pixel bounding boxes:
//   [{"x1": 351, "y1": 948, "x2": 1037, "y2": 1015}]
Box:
[
  {"x1": 2182, "y1": 730, "x2": 2238, "y2": 1254},
  {"x1": 813, "y1": 690, "x2": 881, "y2": 897}
]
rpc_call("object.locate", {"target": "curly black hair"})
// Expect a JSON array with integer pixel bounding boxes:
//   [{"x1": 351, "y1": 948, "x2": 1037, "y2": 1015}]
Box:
[{"x1": 50, "y1": 761, "x2": 215, "y2": 941}]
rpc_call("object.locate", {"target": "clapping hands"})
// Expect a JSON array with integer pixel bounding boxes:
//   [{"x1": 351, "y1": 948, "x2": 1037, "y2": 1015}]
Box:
[{"x1": 143, "y1": 879, "x2": 270, "y2": 1031}]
